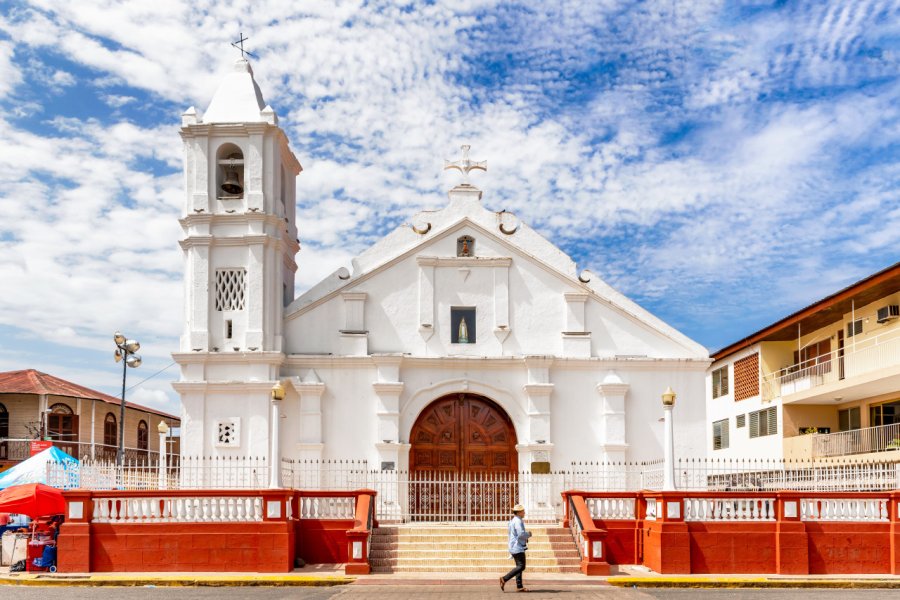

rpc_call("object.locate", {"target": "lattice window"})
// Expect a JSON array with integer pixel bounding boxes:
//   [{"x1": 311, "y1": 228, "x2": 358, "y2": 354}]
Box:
[
  {"x1": 215, "y1": 269, "x2": 246, "y2": 311},
  {"x1": 711, "y1": 366, "x2": 729, "y2": 398},
  {"x1": 215, "y1": 418, "x2": 241, "y2": 447},
  {"x1": 712, "y1": 419, "x2": 729, "y2": 450},
  {"x1": 733, "y1": 353, "x2": 759, "y2": 401}
]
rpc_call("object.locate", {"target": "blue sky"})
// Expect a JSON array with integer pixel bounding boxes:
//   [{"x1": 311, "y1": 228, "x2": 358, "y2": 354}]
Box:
[{"x1": 0, "y1": 1, "x2": 898, "y2": 415}]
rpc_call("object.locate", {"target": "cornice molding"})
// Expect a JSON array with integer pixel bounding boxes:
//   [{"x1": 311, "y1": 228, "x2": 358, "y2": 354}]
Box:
[{"x1": 416, "y1": 256, "x2": 512, "y2": 268}]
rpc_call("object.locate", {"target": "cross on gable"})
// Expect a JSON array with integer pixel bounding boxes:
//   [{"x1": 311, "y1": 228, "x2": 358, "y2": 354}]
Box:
[
  {"x1": 231, "y1": 32, "x2": 257, "y2": 59},
  {"x1": 444, "y1": 144, "x2": 486, "y2": 185}
]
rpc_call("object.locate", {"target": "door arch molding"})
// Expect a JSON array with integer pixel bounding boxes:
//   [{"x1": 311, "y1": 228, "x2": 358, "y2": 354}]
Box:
[
  {"x1": 409, "y1": 393, "x2": 518, "y2": 474},
  {"x1": 400, "y1": 378, "x2": 526, "y2": 444}
]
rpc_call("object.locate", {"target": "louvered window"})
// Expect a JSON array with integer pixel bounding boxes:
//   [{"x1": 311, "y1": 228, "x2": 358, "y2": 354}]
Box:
[
  {"x1": 215, "y1": 269, "x2": 246, "y2": 311},
  {"x1": 712, "y1": 419, "x2": 729, "y2": 450},
  {"x1": 749, "y1": 407, "x2": 777, "y2": 438},
  {"x1": 736, "y1": 414, "x2": 746, "y2": 428},
  {"x1": 711, "y1": 366, "x2": 729, "y2": 398},
  {"x1": 847, "y1": 319, "x2": 863, "y2": 338}
]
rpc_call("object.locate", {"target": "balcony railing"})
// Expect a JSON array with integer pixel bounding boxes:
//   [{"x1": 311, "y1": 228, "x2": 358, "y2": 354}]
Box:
[
  {"x1": 813, "y1": 422, "x2": 900, "y2": 458},
  {"x1": 762, "y1": 327, "x2": 900, "y2": 401},
  {"x1": 0, "y1": 438, "x2": 170, "y2": 464}
]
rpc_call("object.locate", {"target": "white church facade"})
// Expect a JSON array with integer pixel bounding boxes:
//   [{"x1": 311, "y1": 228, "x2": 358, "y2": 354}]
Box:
[{"x1": 172, "y1": 60, "x2": 711, "y2": 481}]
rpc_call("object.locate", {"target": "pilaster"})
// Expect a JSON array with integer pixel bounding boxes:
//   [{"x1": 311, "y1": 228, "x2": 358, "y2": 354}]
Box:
[
  {"x1": 288, "y1": 372, "x2": 325, "y2": 452},
  {"x1": 596, "y1": 371, "x2": 629, "y2": 461}
]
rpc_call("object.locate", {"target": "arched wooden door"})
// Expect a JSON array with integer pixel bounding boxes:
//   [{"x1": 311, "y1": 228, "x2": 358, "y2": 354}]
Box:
[{"x1": 409, "y1": 394, "x2": 518, "y2": 520}]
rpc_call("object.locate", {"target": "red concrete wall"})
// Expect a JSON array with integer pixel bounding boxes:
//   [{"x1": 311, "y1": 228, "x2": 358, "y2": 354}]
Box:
[
  {"x1": 806, "y1": 522, "x2": 891, "y2": 574},
  {"x1": 643, "y1": 521, "x2": 690, "y2": 574},
  {"x1": 294, "y1": 519, "x2": 353, "y2": 564},
  {"x1": 593, "y1": 520, "x2": 639, "y2": 565},
  {"x1": 687, "y1": 522, "x2": 776, "y2": 574},
  {"x1": 60, "y1": 522, "x2": 295, "y2": 573}
]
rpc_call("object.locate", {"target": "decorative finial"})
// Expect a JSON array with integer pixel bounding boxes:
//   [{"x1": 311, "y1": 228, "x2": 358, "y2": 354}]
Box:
[
  {"x1": 444, "y1": 144, "x2": 486, "y2": 186},
  {"x1": 231, "y1": 32, "x2": 257, "y2": 59}
]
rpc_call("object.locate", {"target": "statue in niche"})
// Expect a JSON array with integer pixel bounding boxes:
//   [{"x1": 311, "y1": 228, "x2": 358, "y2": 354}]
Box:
[{"x1": 458, "y1": 316, "x2": 469, "y2": 343}]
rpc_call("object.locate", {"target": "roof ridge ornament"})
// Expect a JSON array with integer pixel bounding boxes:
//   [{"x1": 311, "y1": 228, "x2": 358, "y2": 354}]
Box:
[{"x1": 444, "y1": 144, "x2": 486, "y2": 186}]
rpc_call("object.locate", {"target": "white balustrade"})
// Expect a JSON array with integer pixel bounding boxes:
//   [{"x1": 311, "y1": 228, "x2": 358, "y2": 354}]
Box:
[
  {"x1": 91, "y1": 495, "x2": 263, "y2": 523},
  {"x1": 586, "y1": 497, "x2": 636, "y2": 520},
  {"x1": 298, "y1": 496, "x2": 356, "y2": 519},
  {"x1": 645, "y1": 498, "x2": 657, "y2": 521},
  {"x1": 800, "y1": 498, "x2": 888, "y2": 522},
  {"x1": 684, "y1": 497, "x2": 775, "y2": 521}
]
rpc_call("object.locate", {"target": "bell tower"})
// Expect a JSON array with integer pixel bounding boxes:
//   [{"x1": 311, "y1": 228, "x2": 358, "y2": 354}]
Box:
[{"x1": 175, "y1": 58, "x2": 301, "y2": 458}]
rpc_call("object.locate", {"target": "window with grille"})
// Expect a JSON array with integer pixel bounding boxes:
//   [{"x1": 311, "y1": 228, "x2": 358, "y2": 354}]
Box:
[
  {"x1": 137, "y1": 420, "x2": 148, "y2": 451},
  {"x1": 749, "y1": 407, "x2": 777, "y2": 438},
  {"x1": 847, "y1": 319, "x2": 863, "y2": 338},
  {"x1": 711, "y1": 366, "x2": 729, "y2": 398},
  {"x1": 104, "y1": 413, "x2": 117, "y2": 447},
  {"x1": 0, "y1": 402, "x2": 7, "y2": 440},
  {"x1": 712, "y1": 419, "x2": 729, "y2": 450},
  {"x1": 216, "y1": 418, "x2": 240, "y2": 447},
  {"x1": 736, "y1": 414, "x2": 746, "y2": 428},
  {"x1": 733, "y1": 353, "x2": 760, "y2": 401},
  {"x1": 215, "y1": 269, "x2": 246, "y2": 311}
]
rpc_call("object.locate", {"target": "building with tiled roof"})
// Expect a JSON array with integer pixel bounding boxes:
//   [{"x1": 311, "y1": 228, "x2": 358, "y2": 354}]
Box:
[{"x1": 0, "y1": 369, "x2": 179, "y2": 470}]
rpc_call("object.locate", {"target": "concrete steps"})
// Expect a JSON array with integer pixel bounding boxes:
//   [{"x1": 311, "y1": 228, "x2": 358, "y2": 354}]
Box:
[{"x1": 369, "y1": 523, "x2": 582, "y2": 574}]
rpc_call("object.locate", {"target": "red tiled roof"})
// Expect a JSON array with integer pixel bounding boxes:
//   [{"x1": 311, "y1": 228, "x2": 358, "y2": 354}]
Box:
[{"x1": 0, "y1": 369, "x2": 179, "y2": 420}]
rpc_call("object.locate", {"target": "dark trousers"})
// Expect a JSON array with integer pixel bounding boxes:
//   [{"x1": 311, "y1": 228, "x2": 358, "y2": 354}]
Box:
[{"x1": 503, "y1": 552, "x2": 526, "y2": 588}]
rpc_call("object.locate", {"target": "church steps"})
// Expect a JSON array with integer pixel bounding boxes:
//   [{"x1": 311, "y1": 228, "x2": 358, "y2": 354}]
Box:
[{"x1": 369, "y1": 523, "x2": 582, "y2": 574}]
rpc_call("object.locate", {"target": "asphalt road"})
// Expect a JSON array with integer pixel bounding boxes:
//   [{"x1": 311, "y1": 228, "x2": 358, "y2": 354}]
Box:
[{"x1": 1, "y1": 586, "x2": 899, "y2": 599}]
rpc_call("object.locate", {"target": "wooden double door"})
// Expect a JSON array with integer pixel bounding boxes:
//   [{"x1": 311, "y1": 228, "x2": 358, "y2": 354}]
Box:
[{"x1": 409, "y1": 394, "x2": 518, "y2": 520}]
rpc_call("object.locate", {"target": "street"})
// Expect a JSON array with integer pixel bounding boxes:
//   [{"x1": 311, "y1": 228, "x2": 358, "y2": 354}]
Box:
[{"x1": 1, "y1": 586, "x2": 899, "y2": 599}]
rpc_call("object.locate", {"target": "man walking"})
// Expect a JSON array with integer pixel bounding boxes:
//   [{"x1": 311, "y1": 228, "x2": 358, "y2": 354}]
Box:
[{"x1": 500, "y1": 503, "x2": 531, "y2": 592}]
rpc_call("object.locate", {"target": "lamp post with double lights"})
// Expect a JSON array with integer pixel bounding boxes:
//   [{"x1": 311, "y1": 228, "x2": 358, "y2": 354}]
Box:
[{"x1": 113, "y1": 331, "x2": 142, "y2": 467}]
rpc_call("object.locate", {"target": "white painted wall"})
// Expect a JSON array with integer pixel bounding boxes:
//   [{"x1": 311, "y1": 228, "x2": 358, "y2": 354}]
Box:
[{"x1": 705, "y1": 345, "x2": 784, "y2": 460}]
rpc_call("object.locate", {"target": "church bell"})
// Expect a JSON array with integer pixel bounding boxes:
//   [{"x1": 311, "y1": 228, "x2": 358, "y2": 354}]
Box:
[{"x1": 221, "y1": 167, "x2": 243, "y2": 195}]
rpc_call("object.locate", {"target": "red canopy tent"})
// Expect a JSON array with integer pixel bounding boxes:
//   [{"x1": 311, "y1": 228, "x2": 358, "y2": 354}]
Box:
[{"x1": 0, "y1": 484, "x2": 65, "y2": 518}]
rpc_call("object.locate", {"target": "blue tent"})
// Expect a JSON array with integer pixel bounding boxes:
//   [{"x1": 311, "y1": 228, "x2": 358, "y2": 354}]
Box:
[{"x1": 0, "y1": 447, "x2": 78, "y2": 490}]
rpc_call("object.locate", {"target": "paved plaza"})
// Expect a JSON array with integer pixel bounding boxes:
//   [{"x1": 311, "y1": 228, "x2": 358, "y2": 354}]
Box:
[{"x1": 3, "y1": 585, "x2": 900, "y2": 599}]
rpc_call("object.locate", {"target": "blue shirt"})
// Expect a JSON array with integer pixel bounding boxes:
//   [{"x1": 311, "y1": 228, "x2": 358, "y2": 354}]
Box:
[{"x1": 508, "y1": 515, "x2": 531, "y2": 554}]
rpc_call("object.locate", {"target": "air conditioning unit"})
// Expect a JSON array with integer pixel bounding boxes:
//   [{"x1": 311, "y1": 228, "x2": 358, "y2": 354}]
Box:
[{"x1": 877, "y1": 304, "x2": 900, "y2": 323}]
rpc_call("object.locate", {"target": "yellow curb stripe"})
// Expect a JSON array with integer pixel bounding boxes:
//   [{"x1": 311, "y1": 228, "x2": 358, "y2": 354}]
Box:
[
  {"x1": 0, "y1": 575, "x2": 354, "y2": 587},
  {"x1": 608, "y1": 577, "x2": 900, "y2": 589}
]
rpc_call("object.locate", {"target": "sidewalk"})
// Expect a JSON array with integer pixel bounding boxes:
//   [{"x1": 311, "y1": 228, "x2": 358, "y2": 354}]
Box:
[{"x1": 2, "y1": 565, "x2": 900, "y2": 588}]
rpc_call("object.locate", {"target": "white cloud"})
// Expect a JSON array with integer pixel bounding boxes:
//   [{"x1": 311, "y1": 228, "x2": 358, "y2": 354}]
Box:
[
  {"x1": 0, "y1": 0, "x2": 896, "y2": 374},
  {"x1": 0, "y1": 39, "x2": 23, "y2": 99}
]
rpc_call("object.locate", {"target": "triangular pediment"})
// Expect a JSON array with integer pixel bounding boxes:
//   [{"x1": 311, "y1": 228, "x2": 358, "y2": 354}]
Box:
[{"x1": 285, "y1": 187, "x2": 706, "y2": 359}]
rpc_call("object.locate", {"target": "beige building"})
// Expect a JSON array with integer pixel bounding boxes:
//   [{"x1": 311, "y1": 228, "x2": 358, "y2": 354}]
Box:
[
  {"x1": 0, "y1": 369, "x2": 179, "y2": 472},
  {"x1": 706, "y1": 261, "x2": 900, "y2": 460}
]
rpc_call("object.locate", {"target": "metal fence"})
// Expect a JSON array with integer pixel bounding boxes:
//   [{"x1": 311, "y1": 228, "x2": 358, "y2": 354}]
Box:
[
  {"x1": 47, "y1": 455, "x2": 265, "y2": 491},
  {"x1": 44, "y1": 456, "x2": 900, "y2": 503}
]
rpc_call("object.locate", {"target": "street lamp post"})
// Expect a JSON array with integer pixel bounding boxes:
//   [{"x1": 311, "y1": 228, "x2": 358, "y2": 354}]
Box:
[
  {"x1": 662, "y1": 386, "x2": 676, "y2": 491},
  {"x1": 269, "y1": 381, "x2": 285, "y2": 489},
  {"x1": 113, "y1": 331, "x2": 142, "y2": 467},
  {"x1": 157, "y1": 420, "x2": 170, "y2": 490}
]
